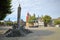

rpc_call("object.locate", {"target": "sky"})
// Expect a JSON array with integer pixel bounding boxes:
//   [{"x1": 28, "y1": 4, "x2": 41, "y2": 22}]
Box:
[{"x1": 4, "y1": 0, "x2": 60, "y2": 21}]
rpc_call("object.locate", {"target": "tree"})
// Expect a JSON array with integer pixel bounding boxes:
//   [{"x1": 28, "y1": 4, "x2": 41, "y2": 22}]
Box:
[
  {"x1": 6, "y1": 22, "x2": 13, "y2": 26},
  {"x1": 0, "y1": 0, "x2": 12, "y2": 20},
  {"x1": 42, "y1": 15, "x2": 51, "y2": 27},
  {"x1": 28, "y1": 14, "x2": 36, "y2": 24},
  {"x1": 0, "y1": 22, "x2": 4, "y2": 26},
  {"x1": 54, "y1": 20, "x2": 60, "y2": 25}
]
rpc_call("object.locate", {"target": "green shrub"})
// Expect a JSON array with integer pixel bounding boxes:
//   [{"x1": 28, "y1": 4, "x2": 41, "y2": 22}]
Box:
[{"x1": 54, "y1": 20, "x2": 60, "y2": 25}]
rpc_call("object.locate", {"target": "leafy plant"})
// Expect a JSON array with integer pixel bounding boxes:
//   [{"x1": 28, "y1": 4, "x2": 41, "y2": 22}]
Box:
[
  {"x1": 42, "y1": 15, "x2": 51, "y2": 26},
  {"x1": 28, "y1": 14, "x2": 36, "y2": 24},
  {"x1": 54, "y1": 20, "x2": 60, "y2": 25},
  {"x1": 0, "y1": 0, "x2": 12, "y2": 20}
]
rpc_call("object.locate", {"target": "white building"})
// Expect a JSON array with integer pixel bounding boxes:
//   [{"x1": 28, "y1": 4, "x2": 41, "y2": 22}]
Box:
[
  {"x1": 34, "y1": 17, "x2": 44, "y2": 27},
  {"x1": 37, "y1": 17, "x2": 44, "y2": 27}
]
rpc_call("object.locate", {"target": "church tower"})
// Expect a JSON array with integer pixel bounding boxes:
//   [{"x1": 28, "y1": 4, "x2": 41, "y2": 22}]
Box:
[
  {"x1": 26, "y1": 12, "x2": 30, "y2": 22},
  {"x1": 26, "y1": 12, "x2": 30, "y2": 27}
]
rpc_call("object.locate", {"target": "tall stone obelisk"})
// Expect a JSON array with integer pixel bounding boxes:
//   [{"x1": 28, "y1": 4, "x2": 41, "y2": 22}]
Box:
[{"x1": 17, "y1": 4, "x2": 21, "y2": 29}]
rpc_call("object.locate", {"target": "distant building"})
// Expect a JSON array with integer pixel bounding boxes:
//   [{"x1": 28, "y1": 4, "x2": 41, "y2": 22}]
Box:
[
  {"x1": 26, "y1": 12, "x2": 30, "y2": 22},
  {"x1": 0, "y1": 19, "x2": 13, "y2": 26},
  {"x1": 4, "y1": 19, "x2": 13, "y2": 26},
  {"x1": 52, "y1": 17, "x2": 60, "y2": 27},
  {"x1": 37, "y1": 17, "x2": 44, "y2": 27},
  {"x1": 26, "y1": 12, "x2": 32, "y2": 27},
  {"x1": 26, "y1": 13, "x2": 60, "y2": 27},
  {"x1": 26, "y1": 13, "x2": 44, "y2": 28}
]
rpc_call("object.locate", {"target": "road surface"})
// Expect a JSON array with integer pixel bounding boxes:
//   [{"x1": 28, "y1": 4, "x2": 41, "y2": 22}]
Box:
[{"x1": 0, "y1": 27, "x2": 60, "y2": 40}]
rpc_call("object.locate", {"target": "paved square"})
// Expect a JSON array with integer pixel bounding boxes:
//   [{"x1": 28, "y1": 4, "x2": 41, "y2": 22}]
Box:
[{"x1": 0, "y1": 27, "x2": 60, "y2": 40}]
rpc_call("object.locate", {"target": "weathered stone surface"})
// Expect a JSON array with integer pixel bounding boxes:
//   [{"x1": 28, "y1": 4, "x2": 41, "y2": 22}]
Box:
[{"x1": 4, "y1": 26, "x2": 32, "y2": 37}]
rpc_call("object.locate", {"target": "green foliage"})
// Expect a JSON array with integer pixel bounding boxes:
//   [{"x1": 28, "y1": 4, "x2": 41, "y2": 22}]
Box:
[
  {"x1": 6, "y1": 22, "x2": 12, "y2": 26},
  {"x1": 0, "y1": 22, "x2": 4, "y2": 25},
  {"x1": 42, "y1": 15, "x2": 51, "y2": 26},
  {"x1": 0, "y1": 0, "x2": 12, "y2": 20},
  {"x1": 13, "y1": 22, "x2": 17, "y2": 25},
  {"x1": 28, "y1": 14, "x2": 36, "y2": 24},
  {"x1": 43, "y1": 15, "x2": 51, "y2": 24},
  {"x1": 54, "y1": 20, "x2": 60, "y2": 25}
]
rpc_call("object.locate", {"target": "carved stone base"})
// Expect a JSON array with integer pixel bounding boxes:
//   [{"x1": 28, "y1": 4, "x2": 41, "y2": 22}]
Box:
[{"x1": 4, "y1": 27, "x2": 32, "y2": 37}]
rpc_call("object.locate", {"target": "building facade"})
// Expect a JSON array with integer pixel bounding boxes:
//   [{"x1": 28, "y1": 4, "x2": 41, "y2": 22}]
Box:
[{"x1": 26, "y1": 13, "x2": 44, "y2": 28}]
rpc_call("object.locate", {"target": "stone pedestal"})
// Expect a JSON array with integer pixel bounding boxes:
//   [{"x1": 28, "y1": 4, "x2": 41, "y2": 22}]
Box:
[{"x1": 4, "y1": 26, "x2": 32, "y2": 37}]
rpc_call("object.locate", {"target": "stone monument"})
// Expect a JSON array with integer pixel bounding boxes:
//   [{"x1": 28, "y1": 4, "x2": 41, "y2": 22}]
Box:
[
  {"x1": 4, "y1": 4, "x2": 32, "y2": 37},
  {"x1": 17, "y1": 4, "x2": 21, "y2": 29}
]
